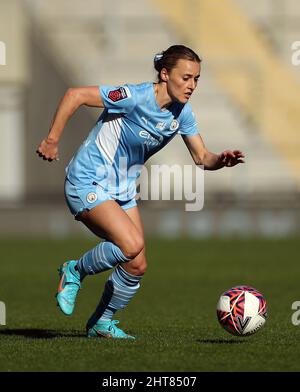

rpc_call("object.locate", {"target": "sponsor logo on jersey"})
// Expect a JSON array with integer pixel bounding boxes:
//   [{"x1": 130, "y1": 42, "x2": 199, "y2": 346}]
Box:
[
  {"x1": 139, "y1": 130, "x2": 162, "y2": 147},
  {"x1": 108, "y1": 87, "x2": 128, "y2": 102},
  {"x1": 170, "y1": 119, "x2": 179, "y2": 131},
  {"x1": 86, "y1": 192, "x2": 98, "y2": 203}
]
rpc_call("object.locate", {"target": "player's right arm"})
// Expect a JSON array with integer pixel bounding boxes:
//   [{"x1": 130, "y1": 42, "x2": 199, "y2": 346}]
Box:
[{"x1": 36, "y1": 86, "x2": 104, "y2": 162}]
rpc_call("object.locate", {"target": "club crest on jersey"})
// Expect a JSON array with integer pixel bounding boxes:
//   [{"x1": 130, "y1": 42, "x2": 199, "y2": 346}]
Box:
[
  {"x1": 170, "y1": 119, "x2": 179, "y2": 131},
  {"x1": 86, "y1": 192, "x2": 98, "y2": 203},
  {"x1": 108, "y1": 87, "x2": 128, "y2": 102}
]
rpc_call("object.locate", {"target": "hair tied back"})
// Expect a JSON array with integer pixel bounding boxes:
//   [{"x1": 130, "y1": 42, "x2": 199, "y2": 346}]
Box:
[{"x1": 154, "y1": 54, "x2": 163, "y2": 63}]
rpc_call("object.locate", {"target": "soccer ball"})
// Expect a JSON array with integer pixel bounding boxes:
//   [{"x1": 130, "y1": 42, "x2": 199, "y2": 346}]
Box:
[{"x1": 216, "y1": 285, "x2": 267, "y2": 336}]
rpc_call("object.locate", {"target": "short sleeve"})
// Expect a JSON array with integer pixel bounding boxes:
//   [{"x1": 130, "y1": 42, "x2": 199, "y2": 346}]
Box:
[
  {"x1": 177, "y1": 103, "x2": 199, "y2": 136},
  {"x1": 99, "y1": 84, "x2": 136, "y2": 114}
]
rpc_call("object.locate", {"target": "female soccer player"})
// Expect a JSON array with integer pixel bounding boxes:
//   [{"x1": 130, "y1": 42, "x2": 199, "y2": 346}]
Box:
[{"x1": 36, "y1": 45, "x2": 244, "y2": 339}]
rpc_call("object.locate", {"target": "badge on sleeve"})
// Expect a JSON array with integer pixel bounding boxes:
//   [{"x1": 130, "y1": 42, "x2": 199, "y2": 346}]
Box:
[{"x1": 108, "y1": 87, "x2": 128, "y2": 102}]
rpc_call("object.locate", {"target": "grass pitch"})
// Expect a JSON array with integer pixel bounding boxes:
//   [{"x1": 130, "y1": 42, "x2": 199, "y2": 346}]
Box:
[{"x1": 0, "y1": 236, "x2": 300, "y2": 372}]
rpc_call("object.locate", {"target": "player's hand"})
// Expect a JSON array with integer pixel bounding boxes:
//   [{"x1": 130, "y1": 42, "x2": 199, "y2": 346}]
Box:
[
  {"x1": 36, "y1": 138, "x2": 59, "y2": 162},
  {"x1": 219, "y1": 150, "x2": 245, "y2": 167}
]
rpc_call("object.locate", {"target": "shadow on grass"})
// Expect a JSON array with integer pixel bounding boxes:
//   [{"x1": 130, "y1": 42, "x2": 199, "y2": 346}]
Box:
[
  {"x1": 0, "y1": 328, "x2": 85, "y2": 339},
  {"x1": 197, "y1": 338, "x2": 246, "y2": 344}
]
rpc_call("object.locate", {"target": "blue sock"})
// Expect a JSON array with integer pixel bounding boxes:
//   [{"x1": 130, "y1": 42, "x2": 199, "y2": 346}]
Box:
[
  {"x1": 86, "y1": 264, "x2": 142, "y2": 328},
  {"x1": 76, "y1": 241, "x2": 131, "y2": 280}
]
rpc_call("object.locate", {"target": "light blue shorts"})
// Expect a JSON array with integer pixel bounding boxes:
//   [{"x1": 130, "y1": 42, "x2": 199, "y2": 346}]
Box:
[{"x1": 64, "y1": 178, "x2": 137, "y2": 220}]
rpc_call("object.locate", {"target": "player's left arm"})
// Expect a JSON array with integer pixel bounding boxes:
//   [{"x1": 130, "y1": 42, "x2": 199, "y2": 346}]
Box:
[{"x1": 182, "y1": 134, "x2": 245, "y2": 170}]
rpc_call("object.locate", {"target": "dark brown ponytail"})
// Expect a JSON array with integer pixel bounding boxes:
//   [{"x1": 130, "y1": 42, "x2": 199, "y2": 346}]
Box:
[{"x1": 154, "y1": 45, "x2": 202, "y2": 81}]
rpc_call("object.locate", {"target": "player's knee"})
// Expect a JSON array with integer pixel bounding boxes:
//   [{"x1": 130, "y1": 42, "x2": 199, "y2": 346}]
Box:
[
  {"x1": 133, "y1": 258, "x2": 147, "y2": 276},
  {"x1": 121, "y1": 235, "x2": 144, "y2": 260},
  {"x1": 124, "y1": 256, "x2": 147, "y2": 276}
]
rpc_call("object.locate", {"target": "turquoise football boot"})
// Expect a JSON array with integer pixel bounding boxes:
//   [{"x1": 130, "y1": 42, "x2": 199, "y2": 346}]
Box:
[
  {"x1": 87, "y1": 320, "x2": 135, "y2": 340},
  {"x1": 56, "y1": 260, "x2": 81, "y2": 316}
]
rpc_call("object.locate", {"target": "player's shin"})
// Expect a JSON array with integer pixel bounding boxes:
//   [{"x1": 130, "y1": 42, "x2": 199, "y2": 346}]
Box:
[
  {"x1": 75, "y1": 241, "x2": 131, "y2": 279},
  {"x1": 86, "y1": 264, "x2": 143, "y2": 329}
]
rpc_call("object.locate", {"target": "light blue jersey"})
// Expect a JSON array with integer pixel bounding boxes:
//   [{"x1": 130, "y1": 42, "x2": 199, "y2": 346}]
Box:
[{"x1": 65, "y1": 82, "x2": 199, "y2": 211}]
